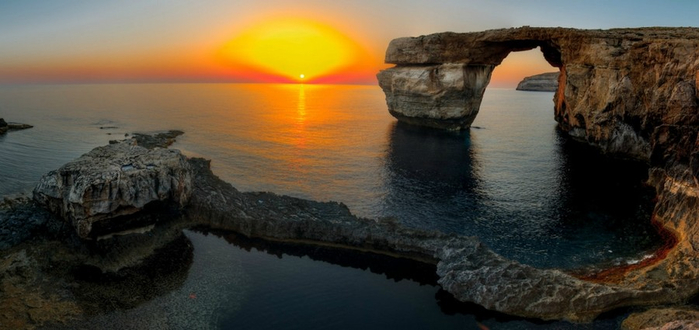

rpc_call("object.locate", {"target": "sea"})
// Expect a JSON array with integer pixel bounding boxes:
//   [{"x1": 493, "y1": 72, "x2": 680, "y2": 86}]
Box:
[{"x1": 0, "y1": 83, "x2": 663, "y2": 329}]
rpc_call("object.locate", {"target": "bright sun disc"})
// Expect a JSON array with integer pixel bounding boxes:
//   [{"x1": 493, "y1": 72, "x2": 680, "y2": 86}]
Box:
[{"x1": 221, "y1": 18, "x2": 361, "y2": 81}]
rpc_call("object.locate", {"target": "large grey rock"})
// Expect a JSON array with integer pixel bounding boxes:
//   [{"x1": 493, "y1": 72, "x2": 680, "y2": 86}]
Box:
[
  {"x1": 516, "y1": 72, "x2": 559, "y2": 91},
  {"x1": 33, "y1": 140, "x2": 192, "y2": 239}
]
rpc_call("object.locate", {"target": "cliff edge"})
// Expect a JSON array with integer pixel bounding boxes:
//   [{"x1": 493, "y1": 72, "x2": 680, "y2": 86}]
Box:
[{"x1": 516, "y1": 72, "x2": 559, "y2": 91}]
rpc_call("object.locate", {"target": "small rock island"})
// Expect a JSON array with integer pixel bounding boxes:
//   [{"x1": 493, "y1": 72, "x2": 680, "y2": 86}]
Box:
[
  {"x1": 516, "y1": 72, "x2": 559, "y2": 91},
  {"x1": 0, "y1": 118, "x2": 32, "y2": 134}
]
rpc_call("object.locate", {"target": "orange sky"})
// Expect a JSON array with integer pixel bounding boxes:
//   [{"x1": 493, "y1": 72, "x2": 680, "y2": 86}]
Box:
[{"x1": 2, "y1": 1, "x2": 688, "y2": 86}]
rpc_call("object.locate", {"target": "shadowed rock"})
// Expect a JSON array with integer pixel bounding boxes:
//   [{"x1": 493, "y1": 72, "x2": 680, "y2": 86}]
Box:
[
  {"x1": 33, "y1": 136, "x2": 192, "y2": 239},
  {"x1": 378, "y1": 26, "x2": 699, "y2": 324}
]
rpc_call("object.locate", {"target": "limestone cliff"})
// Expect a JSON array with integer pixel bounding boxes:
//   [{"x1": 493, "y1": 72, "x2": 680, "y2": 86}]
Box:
[
  {"x1": 378, "y1": 27, "x2": 699, "y2": 323},
  {"x1": 377, "y1": 27, "x2": 699, "y2": 161},
  {"x1": 516, "y1": 72, "x2": 559, "y2": 91}
]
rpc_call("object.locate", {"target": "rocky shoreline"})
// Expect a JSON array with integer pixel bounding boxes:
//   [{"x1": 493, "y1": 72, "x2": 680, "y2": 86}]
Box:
[{"x1": 0, "y1": 129, "x2": 696, "y2": 328}]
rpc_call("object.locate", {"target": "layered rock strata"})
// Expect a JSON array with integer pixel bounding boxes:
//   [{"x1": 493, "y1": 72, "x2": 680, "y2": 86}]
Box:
[
  {"x1": 516, "y1": 72, "x2": 559, "y2": 91},
  {"x1": 33, "y1": 132, "x2": 192, "y2": 239},
  {"x1": 378, "y1": 26, "x2": 699, "y2": 323},
  {"x1": 377, "y1": 27, "x2": 699, "y2": 159}
]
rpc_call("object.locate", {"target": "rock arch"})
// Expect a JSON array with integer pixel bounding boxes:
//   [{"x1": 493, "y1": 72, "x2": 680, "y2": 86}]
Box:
[
  {"x1": 377, "y1": 27, "x2": 699, "y2": 161},
  {"x1": 377, "y1": 27, "x2": 699, "y2": 322}
]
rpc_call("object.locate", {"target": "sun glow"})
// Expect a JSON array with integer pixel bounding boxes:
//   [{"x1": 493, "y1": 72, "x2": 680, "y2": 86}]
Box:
[{"x1": 220, "y1": 18, "x2": 365, "y2": 82}]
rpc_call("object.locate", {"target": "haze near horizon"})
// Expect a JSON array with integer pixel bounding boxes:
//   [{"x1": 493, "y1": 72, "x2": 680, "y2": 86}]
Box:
[{"x1": 1, "y1": 0, "x2": 697, "y2": 87}]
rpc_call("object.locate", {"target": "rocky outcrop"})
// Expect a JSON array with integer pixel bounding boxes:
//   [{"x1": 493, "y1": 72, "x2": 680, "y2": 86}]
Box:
[
  {"x1": 183, "y1": 156, "x2": 695, "y2": 322},
  {"x1": 0, "y1": 118, "x2": 32, "y2": 134},
  {"x1": 516, "y1": 72, "x2": 559, "y2": 91},
  {"x1": 378, "y1": 26, "x2": 699, "y2": 323},
  {"x1": 33, "y1": 132, "x2": 192, "y2": 239},
  {"x1": 376, "y1": 64, "x2": 493, "y2": 130},
  {"x1": 3, "y1": 127, "x2": 695, "y2": 323},
  {"x1": 377, "y1": 27, "x2": 699, "y2": 159}
]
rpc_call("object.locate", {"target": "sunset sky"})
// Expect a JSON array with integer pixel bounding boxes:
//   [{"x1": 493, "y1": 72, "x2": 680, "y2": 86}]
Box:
[{"x1": 1, "y1": 0, "x2": 697, "y2": 87}]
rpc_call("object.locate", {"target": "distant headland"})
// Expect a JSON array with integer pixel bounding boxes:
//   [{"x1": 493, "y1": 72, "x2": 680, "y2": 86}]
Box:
[{"x1": 516, "y1": 72, "x2": 559, "y2": 92}]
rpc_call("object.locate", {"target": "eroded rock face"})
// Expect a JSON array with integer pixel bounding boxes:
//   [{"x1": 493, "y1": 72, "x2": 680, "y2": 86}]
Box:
[
  {"x1": 33, "y1": 140, "x2": 192, "y2": 239},
  {"x1": 378, "y1": 27, "x2": 699, "y2": 323},
  {"x1": 378, "y1": 27, "x2": 699, "y2": 161},
  {"x1": 516, "y1": 72, "x2": 559, "y2": 92},
  {"x1": 376, "y1": 64, "x2": 493, "y2": 130}
]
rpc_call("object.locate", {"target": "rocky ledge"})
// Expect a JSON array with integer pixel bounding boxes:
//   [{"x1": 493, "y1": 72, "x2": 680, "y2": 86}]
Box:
[
  {"x1": 516, "y1": 72, "x2": 559, "y2": 92},
  {"x1": 0, "y1": 118, "x2": 33, "y2": 134},
  {"x1": 0, "y1": 129, "x2": 693, "y2": 325}
]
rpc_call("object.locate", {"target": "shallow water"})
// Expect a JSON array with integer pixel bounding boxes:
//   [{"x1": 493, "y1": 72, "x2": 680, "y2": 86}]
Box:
[
  {"x1": 0, "y1": 83, "x2": 662, "y2": 328},
  {"x1": 66, "y1": 229, "x2": 625, "y2": 330}
]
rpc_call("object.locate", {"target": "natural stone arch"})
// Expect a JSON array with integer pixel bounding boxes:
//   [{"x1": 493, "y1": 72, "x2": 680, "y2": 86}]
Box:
[
  {"x1": 377, "y1": 43, "x2": 560, "y2": 130},
  {"x1": 377, "y1": 27, "x2": 699, "y2": 161},
  {"x1": 377, "y1": 27, "x2": 699, "y2": 323}
]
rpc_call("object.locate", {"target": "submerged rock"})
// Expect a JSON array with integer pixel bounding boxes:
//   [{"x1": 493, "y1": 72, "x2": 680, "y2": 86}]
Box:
[
  {"x1": 516, "y1": 72, "x2": 559, "y2": 91},
  {"x1": 33, "y1": 138, "x2": 192, "y2": 239}
]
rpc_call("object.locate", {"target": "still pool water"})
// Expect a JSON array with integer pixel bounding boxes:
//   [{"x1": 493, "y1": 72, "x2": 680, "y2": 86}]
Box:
[{"x1": 0, "y1": 83, "x2": 662, "y2": 328}]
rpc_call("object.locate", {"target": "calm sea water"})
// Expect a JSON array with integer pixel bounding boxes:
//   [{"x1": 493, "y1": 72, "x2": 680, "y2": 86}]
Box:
[{"x1": 0, "y1": 83, "x2": 660, "y2": 328}]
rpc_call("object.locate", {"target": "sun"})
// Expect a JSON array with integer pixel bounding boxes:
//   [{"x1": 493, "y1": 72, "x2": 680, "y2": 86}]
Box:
[{"x1": 220, "y1": 18, "x2": 361, "y2": 82}]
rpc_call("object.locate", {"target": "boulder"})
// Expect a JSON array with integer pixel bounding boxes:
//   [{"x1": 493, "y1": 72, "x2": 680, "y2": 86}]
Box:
[{"x1": 33, "y1": 139, "x2": 192, "y2": 239}]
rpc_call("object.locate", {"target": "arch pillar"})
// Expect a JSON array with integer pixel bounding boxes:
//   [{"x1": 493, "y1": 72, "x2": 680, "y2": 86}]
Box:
[{"x1": 377, "y1": 64, "x2": 494, "y2": 130}]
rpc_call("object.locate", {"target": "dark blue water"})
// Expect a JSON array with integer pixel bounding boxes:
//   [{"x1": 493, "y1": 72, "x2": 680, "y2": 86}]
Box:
[{"x1": 0, "y1": 84, "x2": 661, "y2": 328}]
